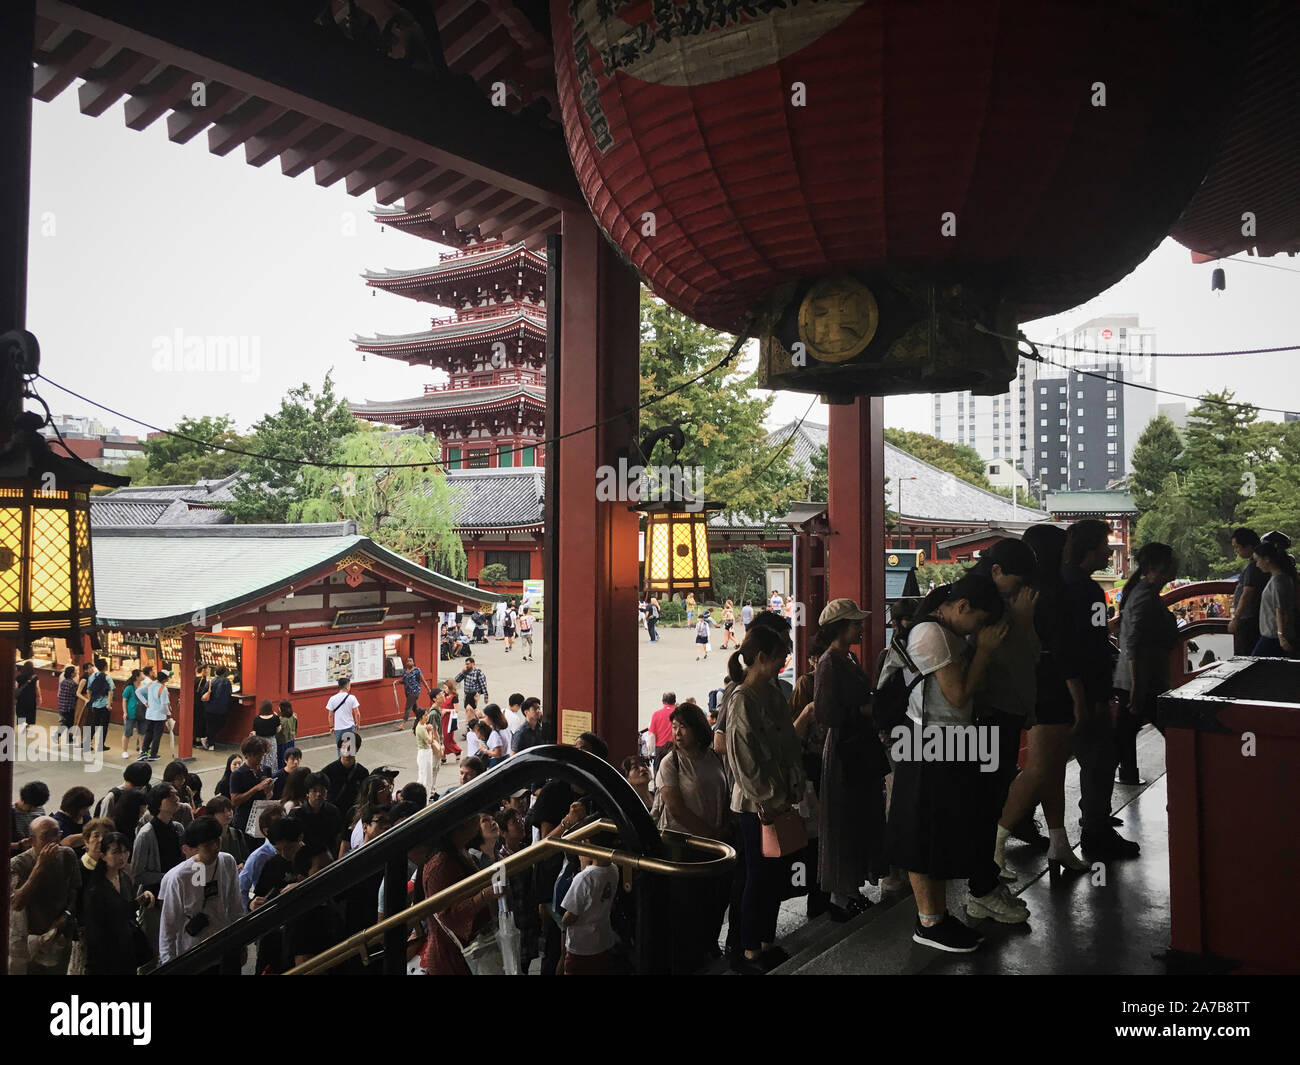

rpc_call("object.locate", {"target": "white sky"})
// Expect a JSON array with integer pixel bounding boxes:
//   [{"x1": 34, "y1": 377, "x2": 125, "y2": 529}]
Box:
[{"x1": 27, "y1": 87, "x2": 1300, "y2": 442}]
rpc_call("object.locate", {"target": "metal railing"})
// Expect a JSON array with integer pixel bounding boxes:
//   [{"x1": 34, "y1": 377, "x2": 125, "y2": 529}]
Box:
[
  {"x1": 287, "y1": 818, "x2": 733, "y2": 974},
  {"x1": 152, "y1": 746, "x2": 727, "y2": 975}
]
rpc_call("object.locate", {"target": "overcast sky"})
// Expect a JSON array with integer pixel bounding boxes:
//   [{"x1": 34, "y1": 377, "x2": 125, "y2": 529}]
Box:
[{"x1": 27, "y1": 88, "x2": 1300, "y2": 444}]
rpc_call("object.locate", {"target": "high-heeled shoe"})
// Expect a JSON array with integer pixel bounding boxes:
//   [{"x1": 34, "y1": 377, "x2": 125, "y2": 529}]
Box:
[{"x1": 1047, "y1": 845, "x2": 1090, "y2": 876}]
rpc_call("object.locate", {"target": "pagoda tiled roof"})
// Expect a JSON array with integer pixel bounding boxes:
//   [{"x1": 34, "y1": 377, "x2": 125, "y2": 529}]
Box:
[
  {"x1": 445, "y1": 467, "x2": 545, "y2": 531},
  {"x1": 352, "y1": 310, "x2": 547, "y2": 358},
  {"x1": 362, "y1": 242, "x2": 546, "y2": 291},
  {"x1": 350, "y1": 384, "x2": 547, "y2": 419}
]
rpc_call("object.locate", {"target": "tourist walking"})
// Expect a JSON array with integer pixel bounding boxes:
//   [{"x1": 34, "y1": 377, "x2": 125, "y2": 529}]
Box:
[
  {"x1": 326, "y1": 677, "x2": 361, "y2": 755},
  {"x1": 15, "y1": 660, "x2": 38, "y2": 741},
  {"x1": 518, "y1": 607, "x2": 536, "y2": 660},
  {"x1": 503, "y1": 601, "x2": 517, "y2": 652},
  {"x1": 724, "y1": 622, "x2": 805, "y2": 973},
  {"x1": 396, "y1": 658, "x2": 425, "y2": 729},
  {"x1": 253, "y1": 699, "x2": 281, "y2": 773},
  {"x1": 437, "y1": 679, "x2": 462, "y2": 760},
  {"x1": 1113, "y1": 543, "x2": 1179, "y2": 782},
  {"x1": 721, "y1": 600, "x2": 738, "y2": 649},
  {"x1": 694, "y1": 611, "x2": 711, "y2": 660},
  {"x1": 275, "y1": 699, "x2": 298, "y2": 769},
  {"x1": 813, "y1": 598, "x2": 887, "y2": 922},
  {"x1": 455, "y1": 657, "x2": 490, "y2": 712},
  {"x1": 87, "y1": 657, "x2": 114, "y2": 752},
  {"x1": 884, "y1": 574, "x2": 1007, "y2": 953},
  {"x1": 55, "y1": 665, "x2": 78, "y2": 745},
  {"x1": 646, "y1": 596, "x2": 661, "y2": 642},
  {"x1": 120, "y1": 669, "x2": 144, "y2": 757},
  {"x1": 685, "y1": 593, "x2": 696, "y2": 623}
]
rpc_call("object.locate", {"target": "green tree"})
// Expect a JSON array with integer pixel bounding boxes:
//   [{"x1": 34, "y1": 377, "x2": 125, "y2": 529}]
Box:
[
  {"x1": 1129, "y1": 414, "x2": 1185, "y2": 513},
  {"x1": 1236, "y1": 418, "x2": 1300, "y2": 543},
  {"x1": 120, "y1": 415, "x2": 247, "y2": 486},
  {"x1": 226, "y1": 372, "x2": 357, "y2": 524},
  {"x1": 639, "y1": 289, "x2": 802, "y2": 521},
  {"x1": 478, "y1": 562, "x2": 509, "y2": 588},
  {"x1": 293, "y1": 426, "x2": 466, "y2": 577},
  {"x1": 709, "y1": 544, "x2": 768, "y2": 606},
  {"x1": 883, "y1": 428, "x2": 994, "y2": 489}
]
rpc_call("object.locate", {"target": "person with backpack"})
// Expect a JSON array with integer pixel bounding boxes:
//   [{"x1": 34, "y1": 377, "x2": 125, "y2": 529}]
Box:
[
  {"x1": 518, "y1": 607, "x2": 536, "y2": 661},
  {"x1": 813, "y1": 598, "x2": 886, "y2": 923},
  {"x1": 883, "y1": 574, "x2": 1007, "y2": 953},
  {"x1": 694, "y1": 610, "x2": 711, "y2": 660},
  {"x1": 646, "y1": 596, "x2": 661, "y2": 643},
  {"x1": 86, "y1": 658, "x2": 114, "y2": 753}
]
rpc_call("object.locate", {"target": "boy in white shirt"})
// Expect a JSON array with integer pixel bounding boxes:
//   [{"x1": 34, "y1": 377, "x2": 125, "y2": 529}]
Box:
[{"x1": 559, "y1": 854, "x2": 620, "y2": 975}]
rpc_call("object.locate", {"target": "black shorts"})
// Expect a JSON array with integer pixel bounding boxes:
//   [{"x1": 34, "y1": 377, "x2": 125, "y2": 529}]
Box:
[
  {"x1": 724, "y1": 622, "x2": 733, "y2": 631},
  {"x1": 504, "y1": 624, "x2": 515, "y2": 637}
]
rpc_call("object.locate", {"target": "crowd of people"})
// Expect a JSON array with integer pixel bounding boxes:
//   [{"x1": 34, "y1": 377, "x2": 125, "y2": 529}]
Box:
[{"x1": 10, "y1": 522, "x2": 1294, "y2": 976}]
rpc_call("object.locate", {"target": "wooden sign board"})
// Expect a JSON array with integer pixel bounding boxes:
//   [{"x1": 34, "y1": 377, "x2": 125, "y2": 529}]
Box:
[{"x1": 559, "y1": 708, "x2": 593, "y2": 746}]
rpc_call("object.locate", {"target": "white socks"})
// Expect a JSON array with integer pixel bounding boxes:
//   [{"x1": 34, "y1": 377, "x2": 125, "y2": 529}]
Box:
[{"x1": 994, "y1": 823, "x2": 1011, "y2": 867}]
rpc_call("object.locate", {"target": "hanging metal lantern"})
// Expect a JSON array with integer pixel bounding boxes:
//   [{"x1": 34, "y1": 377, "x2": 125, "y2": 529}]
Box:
[
  {"x1": 552, "y1": 0, "x2": 1247, "y2": 397},
  {"x1": 637, "y1": 498, "x2": 722, "y2": 600},
  {"x1": 0, "y1": 331, "x2": 128, "y2": 655},
  {"x1": 627, "y1": 423, "x2": 720, "y2": 599}
]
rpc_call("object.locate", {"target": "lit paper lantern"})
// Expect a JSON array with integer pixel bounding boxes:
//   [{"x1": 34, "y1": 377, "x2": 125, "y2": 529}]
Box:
[
  {"x1": 639, "y1": 499, "x2": 721, "y2": 600},
  {"x1": 553, "y1": 0, "x2": 1244, "y2": 395},
  {"x1": 0, "y1": 411, "x2": 126, "y2": 655}
]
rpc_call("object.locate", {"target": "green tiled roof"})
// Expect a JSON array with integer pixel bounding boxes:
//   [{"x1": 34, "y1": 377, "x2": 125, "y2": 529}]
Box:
[{"x1": 91, "y1": 522, "x2": 499, "y2": 628}]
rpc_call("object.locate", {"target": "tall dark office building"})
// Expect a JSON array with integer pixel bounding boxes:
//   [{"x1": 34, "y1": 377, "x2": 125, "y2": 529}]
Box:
[{"x1": 1032, "y1": 370, "x2": 1125, "y2": 493}]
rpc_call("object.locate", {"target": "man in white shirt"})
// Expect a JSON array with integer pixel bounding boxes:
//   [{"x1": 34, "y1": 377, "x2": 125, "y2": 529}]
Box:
[
  {"x1": 158, "y1": 817, "x2": 243, "y2": 966},
  {"x1": 326, "y1": 677, "x2": 361, "y2": 757}
]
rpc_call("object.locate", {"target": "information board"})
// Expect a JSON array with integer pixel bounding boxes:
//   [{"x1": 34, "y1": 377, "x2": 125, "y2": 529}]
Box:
[
  {"x1": 559, "y1": 708, "x2": 593, "y2": 746},
  {"x1": 293, "y1": 636, "x2": 384, "y2": 692}
]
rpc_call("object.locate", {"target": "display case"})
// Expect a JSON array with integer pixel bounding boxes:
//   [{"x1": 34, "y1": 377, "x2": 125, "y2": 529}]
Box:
[{"x1": 197, "y1": 635, "x2": 243, "y2": 691}]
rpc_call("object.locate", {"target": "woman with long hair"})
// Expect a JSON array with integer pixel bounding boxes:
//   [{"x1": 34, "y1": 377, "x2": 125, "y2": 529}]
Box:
[
  {"x1": 996, "y1": 524, "x2": 1091, "y2": 877},
  {"x1": 1113, "y1": 542, "x2": 1179, "y2": 781},
  {"x1": 721, "y1": 600, "x2": 738, "y2": 649},
  {"x1": 885, "y1": 574, "x2": 1007, "y2": 953},
  {"x1": 437, "y1": 679, "x2": 462, "y2": 761},
  {"x1": 216, "y1": 753, "x2": 243, "y2": 800},
  {"x1": 253, "y1": 700, "x2": 281, "y2": 774},
  {"x1": 1252, "y1": 541, "x2": 1297, "y2": 657},
  {"x1": 280, "y1": 767, "x2": 312, "y2": 813},
  {"x1": 421, "y1": 814, "x2": 505, "y2": 975},
  {"x1": 724, "y1": 622, "x2": 805, "y2": 973},
  {"x1": 413, "y1": 705, "x2": 442, "y2": 794},
  {"x1": 814, "y1": 598, "x2": 886, "y2": 923},
  {"x1": 481, "y1": 703, "x2": 512, "y2": 766}
]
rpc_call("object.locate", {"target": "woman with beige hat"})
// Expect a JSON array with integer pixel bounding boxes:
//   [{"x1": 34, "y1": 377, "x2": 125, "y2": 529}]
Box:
[{"x1": 813, "y1": 598, "x2": 888, "y2": 922}]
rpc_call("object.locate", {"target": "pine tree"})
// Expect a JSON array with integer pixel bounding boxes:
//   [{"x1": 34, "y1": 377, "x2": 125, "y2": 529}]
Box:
[{"x1": 1129, "y1": 413, "x2": 1185, "y2": 513}]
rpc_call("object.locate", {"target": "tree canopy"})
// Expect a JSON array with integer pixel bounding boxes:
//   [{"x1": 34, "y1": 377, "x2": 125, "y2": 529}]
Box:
[
  {"x1": 293, "y1": 425, "x2": 466, "y2": 577},
  {"x1": 1134, "y1": 392, "x2": 1299, "y2": 578},
  {"x1": 883, "y1": 428, "x2": 995, "y2": 490},
  {"x1": 118, "y1": 415, "x2": 247, "y2": 486},
  {"x1": 639, "y1": 289, "x2": 802, "y2": 521},
  {"x1": 225, "y1": 372, "x2": 357, "y2": 524}
]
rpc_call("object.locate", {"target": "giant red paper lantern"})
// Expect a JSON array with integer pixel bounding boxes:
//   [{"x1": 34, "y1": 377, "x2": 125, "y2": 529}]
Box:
[{"x1": 553, "y1": 0, "x2": 1247, "y2": 396}]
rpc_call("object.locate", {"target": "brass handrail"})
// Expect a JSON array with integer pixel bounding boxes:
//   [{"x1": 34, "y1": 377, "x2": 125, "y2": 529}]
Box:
[{"x1": 285, "y1": 819, "x2": 734, "y2": 975}]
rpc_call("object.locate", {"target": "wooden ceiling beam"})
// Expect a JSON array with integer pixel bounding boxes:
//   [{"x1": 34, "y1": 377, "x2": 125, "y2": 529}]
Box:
[
  {"x1": 32, "y1": 30, "x2": 112, "y2": 102},
  {"x1": 123, "y1": 65, "x2": 195, "y2": 130},
  {"x1": 77, "y1": 50, "x2": 158, "y2": 116},
  {"x1": 165, "y1": 82, "x2": 244, "y2": 143},
  {"x1": 207, "y1": 97, "x2": 282, "y2": 155},
  {"x1": 279, "y1": 125, "x2": 353, "y2": 177},
  {"x1": 244, "y1": 112, "x2": 318, "y2": 167}
]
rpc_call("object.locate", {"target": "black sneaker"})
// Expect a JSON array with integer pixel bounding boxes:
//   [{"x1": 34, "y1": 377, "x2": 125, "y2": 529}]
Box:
[
  {"x1": 1081, "y1": 828, "x2": 1140, "y2": 861},
  {"x1": 912, "y1": 914, "x2": 983, "y2": 953}
]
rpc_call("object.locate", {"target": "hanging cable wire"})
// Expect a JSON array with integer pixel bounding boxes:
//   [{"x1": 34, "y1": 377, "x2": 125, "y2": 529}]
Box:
[
  {"x1": 972, "y1": 322, "x2": 1300, "y2": 359},
  {"x1": 33, "y1": 321, "x2": 755, "y2": 472}
]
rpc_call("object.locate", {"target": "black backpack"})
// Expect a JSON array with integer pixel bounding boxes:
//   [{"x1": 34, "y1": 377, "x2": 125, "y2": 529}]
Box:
[
  {"x1": 88, "y1": 671, "x2": 110, "y2": 700},
  {"x1": 870, "y1": 636, "x2": 923, "y2": 734}
]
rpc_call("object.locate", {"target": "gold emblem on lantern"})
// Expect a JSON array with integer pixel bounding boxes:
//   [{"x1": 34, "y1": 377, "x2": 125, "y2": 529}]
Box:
[
  {"x1": 797, "y1": 276, "x2": 878, "y2": 363},
  {"x1": 888, "y1": 554, "x2": 900, "y2": 566}
]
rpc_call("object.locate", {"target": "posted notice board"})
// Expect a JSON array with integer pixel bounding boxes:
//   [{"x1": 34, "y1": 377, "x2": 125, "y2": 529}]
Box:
[{"x1": 293, "y1": 636, "x2": 384, "y2": 692}]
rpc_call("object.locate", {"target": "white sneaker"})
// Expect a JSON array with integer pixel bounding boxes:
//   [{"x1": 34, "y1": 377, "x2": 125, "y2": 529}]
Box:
[
  {"x1": 966, "y1": 884, "x2": 1030, "y2": 924},
  {"x1": 121, "y1": 751, "x2": 130, "y2": 759}
]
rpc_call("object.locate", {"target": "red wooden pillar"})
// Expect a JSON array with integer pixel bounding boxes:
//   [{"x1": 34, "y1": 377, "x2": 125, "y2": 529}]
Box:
[
  {"x1": 827, "y1": 397, "x2": 886, "y2": 667},
  {"x1": 543, "y1": 213, "x2": 640, "y2": 760},
  {"x1": 178, "y1": 631, "x2": 195, "y2": 760}
]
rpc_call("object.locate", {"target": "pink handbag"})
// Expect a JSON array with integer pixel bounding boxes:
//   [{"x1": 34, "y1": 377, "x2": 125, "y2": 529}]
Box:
[{"x1": 761, "y1": 808, "x2": 807, "y2": 858}]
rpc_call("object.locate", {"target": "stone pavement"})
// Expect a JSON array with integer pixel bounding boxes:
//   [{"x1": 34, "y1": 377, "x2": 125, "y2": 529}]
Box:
[{"x1": 12, "y1": 623, "x2": 739, "y2": 806}]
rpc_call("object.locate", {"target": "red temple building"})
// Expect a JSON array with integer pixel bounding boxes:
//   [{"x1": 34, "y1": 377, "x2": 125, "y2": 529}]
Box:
[{"x1": 350, "y1": 213, "x2": 548, "y2": 473}]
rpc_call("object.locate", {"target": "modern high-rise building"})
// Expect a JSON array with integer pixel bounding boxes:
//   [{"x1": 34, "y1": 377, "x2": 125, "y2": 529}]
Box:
[{"x1": 931, "y1": 314, "x2": 1156, "y2": 496}]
